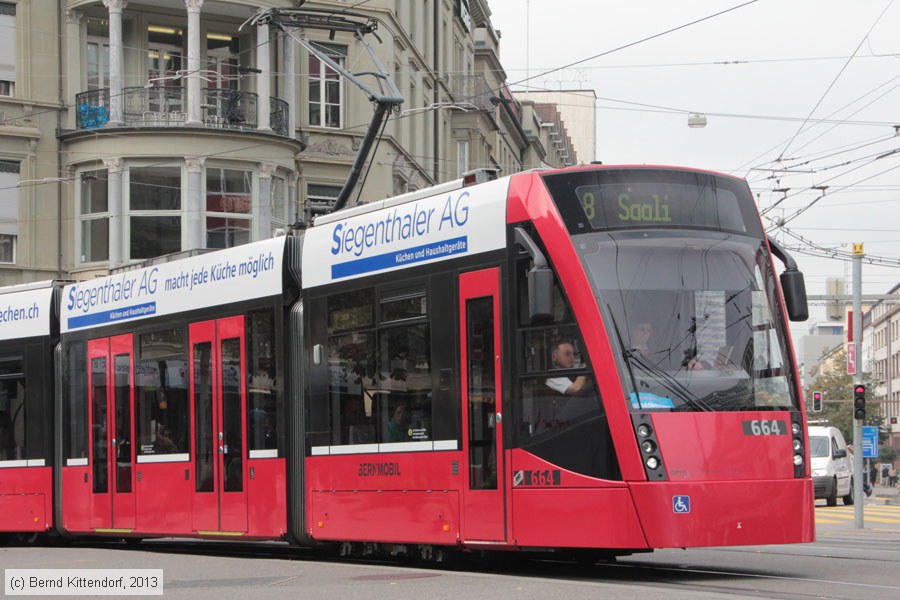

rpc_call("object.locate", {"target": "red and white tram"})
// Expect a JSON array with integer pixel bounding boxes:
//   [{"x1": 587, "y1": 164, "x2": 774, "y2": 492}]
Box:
[{"x1": 2, "y1": 165, "x2": 814, "y2": 557}]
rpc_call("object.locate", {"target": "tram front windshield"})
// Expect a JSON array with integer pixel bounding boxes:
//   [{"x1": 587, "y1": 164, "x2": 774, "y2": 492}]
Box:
[
  {"x1": 544, "y1": 168, "x2": 799, "y2": 413},
  {"x1": 576, "y1": 231, "x2": 798, "y2": 412}
]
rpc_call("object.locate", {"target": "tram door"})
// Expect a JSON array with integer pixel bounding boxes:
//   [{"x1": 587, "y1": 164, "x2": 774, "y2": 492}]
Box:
[
  {"x1": 458, "y1": 267, "x2": 507, "y2": 542},
  {"x1": 190, "y1": 316, "x2": 248, "y2": 533},
  {"x1": 87, "y1": 335, "x2": 136, "y2": 531}
]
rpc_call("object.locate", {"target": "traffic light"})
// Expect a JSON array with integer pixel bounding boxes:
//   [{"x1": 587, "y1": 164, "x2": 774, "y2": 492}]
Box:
[
  {"x1": 811, "y1": 391, "x2": 822, "y2": 412},
  {"x1": 853, "y1": 384, "x2": 866, "y2": 421}
]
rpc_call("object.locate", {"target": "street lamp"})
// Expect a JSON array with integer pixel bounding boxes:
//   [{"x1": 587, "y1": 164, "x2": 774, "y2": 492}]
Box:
[{"x1": 688, "y1": 113, "x2": 707, "y2": 128}]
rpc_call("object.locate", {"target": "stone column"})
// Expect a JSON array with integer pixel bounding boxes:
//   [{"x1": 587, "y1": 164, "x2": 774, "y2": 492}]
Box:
[
  {"x1": 102, "y1": 0, "x2": 127, "y2": 126},
  {"x1": 103, "y1": 158, "x2": 124, "y2": 267},
  {"x1": 256, "y1": 11, "x2": 272, "y2": 132},
  {"x1": 185, "y1": 0, "x2": 204, "y2": 126},
  {"x1": 280, "y1": 33, "x2": 295, "y2": 137},
  {"x1": 257, "y1": 164, "x2": 275, "y2": 239},
  {"x1": 185, "y1": 157, "x2": 206, "y2": 249},
  {"x1": 65, "y1": 11, "x2": 83, "y2": 130}
]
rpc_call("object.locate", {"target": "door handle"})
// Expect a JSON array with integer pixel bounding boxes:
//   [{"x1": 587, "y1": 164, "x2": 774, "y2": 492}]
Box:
[
  {"x1": 218, "y1": 445, "x2": 225, "y2": 454},
  {"x1": 495, "y1": 413, "x2": 502, "y2": 423}
]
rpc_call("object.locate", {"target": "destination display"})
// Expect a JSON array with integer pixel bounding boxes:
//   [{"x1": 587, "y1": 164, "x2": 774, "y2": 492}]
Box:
[
  {"x1": 575, "y1": 182, "x2": 746, "y2": 231},
  {"x1": 61, "y1": 236, "x2": 286, "y2": 333},
  {"x1": 540, "y1": 169, "x2": 764, "y2": 238}
]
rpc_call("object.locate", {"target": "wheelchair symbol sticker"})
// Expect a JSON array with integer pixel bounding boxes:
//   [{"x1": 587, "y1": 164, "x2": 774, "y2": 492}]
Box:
[{"x1": 673, "y1": 495, "x2": 691, "y2": 514}]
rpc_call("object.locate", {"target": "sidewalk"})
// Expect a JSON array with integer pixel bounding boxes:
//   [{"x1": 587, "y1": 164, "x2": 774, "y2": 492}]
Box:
[{"x1": 871, "y1": 483, "x2": 900, "y2": 505}]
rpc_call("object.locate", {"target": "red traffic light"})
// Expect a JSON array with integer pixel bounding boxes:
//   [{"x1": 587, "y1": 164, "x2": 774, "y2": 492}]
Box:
[
  {"x1": 813, "y1": 392, "x2": 822, "y2": 401},
  {"x1": 854, "y1": 384, "x2": 866, "y2": 395}
]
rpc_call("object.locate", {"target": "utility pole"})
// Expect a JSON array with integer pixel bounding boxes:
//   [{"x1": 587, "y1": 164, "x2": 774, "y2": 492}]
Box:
[{"x1": 852, "y1": 243, "x2": 864, "y2": 529}]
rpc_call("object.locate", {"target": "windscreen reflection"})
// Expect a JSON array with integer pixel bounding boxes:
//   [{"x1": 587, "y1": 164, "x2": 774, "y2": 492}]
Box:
[{"x1": 576, "y1": 230, "x2": 798, "y2": 412}]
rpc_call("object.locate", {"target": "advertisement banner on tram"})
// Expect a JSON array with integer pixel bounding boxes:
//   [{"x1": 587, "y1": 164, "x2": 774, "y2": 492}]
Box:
[
  {"x1": 0, "y1": 286, "x2": 54, "y2": 341},
  {"x1": 302, "y1": 178, "x2": 509, "y2": 288},
  {"x1": 60, "y1": 237, "x2": 286, "y2": 333}
]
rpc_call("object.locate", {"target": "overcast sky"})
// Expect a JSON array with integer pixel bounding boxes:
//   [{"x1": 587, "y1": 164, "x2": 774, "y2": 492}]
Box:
[{"x1": 489, "y1": 0, "x2": 900, "y2": 338}]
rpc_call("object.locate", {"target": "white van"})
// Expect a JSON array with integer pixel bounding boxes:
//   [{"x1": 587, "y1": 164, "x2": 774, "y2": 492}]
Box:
[{"x1": 808, "y1": 425, "x2": 854, "y2": 506}]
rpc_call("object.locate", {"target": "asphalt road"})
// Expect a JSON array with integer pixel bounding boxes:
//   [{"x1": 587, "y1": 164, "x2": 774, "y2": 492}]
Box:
[{"x1": 2, "y1": 501, "x2": 898, "y2": 600}]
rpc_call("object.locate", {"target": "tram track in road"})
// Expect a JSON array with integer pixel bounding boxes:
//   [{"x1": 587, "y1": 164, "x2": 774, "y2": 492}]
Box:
[{"x1": 62, "y1": 538, "x2": 898, "y2": 600}]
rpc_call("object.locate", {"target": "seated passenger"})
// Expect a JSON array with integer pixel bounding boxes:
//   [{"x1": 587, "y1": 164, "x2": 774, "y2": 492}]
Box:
[{"x1": 386, "y1": 403, "x2": 410, "y2": 442}]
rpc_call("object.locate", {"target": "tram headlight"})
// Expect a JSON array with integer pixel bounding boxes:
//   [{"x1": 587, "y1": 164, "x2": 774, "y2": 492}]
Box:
[
  {"x1": 793, "y1": 454, "x2": 803, "y2": 467},
  {"x1": 637, "y1": 424, "x2": 652, "y2": 438},
  {"x1": 640, "y1": 440, "x2": 656, "y2": 454},
  {"x1": 646, "y1": 456, "x2": 660, "y2": 470},
  {"x1": 792, "y1": 438, "x2": 802, "y2": 452},
  {"x1": 791, "y1": 422, "x2": 801, "y2": 436}
]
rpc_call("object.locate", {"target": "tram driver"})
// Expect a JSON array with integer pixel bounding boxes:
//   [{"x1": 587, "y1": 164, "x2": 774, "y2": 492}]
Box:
[{"x1": 545, "y1": 340, "x2": 590, "y2": 396}]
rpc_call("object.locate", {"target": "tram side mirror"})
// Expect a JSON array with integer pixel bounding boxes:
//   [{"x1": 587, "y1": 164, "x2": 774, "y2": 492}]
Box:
[
  {"x1": 528, "y1": 265, "x2": 554, "y2": 323},
  {"x1": 780, "y1": 269, "x2": 808, "y2": 322}
]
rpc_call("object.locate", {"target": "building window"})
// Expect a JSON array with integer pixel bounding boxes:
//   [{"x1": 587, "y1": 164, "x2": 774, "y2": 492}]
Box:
[
  {"x1": 457, "y1": 140, "x2": 469, "y2": 177},
  {"x1": 306, "y1": 183, "x2": 341, "y2": 219},
  {"x1": 128, "y1": 166, "x2": 182, "y2": 259},
  {"x1": 0, "y1": 3, "x2": 14, "y2": 97},
  {"x1": 148, "y1": 25, "x2": 184, "y2": 85},
  {"x1": 0, "y1": 234, "x2": 14, "y2": 264},
  {"x1": 86, "y1": 18, "x2": 110, "y2": 91},
  {"x1": 0, "y1": 159, "x2": 18, "y2": 261},
  {"x1": 79, "y1": 169, "x2": 109, "y2": 263},
  {"x1": 206, "y1": 167, "x2": 252, "y2": 249},
  {"x1": 206, "y1": 33, "x2": 239, "y2": 91},
  {"x1": 271, "y1": 175, "x2": 287, "y2": 232},
  {"x1": 308, "y1": 44, "x2": 345, "y2": 128}
]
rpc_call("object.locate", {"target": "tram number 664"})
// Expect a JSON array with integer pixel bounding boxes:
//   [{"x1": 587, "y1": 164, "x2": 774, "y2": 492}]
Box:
[{"x1": 741, "y1": 419, "x2": 787, "y2": 436}]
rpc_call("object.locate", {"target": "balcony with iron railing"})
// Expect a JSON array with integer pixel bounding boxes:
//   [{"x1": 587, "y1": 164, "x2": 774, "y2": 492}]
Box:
[
  {"x1": 74, "y1": 87, "x2": 290, "y2": 137},
  {"x1": 447, "y1": 75, "x2": 495, "y2": 112}
]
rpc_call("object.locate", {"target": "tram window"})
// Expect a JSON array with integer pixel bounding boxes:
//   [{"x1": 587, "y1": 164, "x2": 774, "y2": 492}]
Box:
[
  {"x1": 511, "y1": 250, "x2": 621, "y2": 480},
  {"x1": 521, "y1": 325, "x2": 583, "y2": 374},
  {"x1": 328, "y1": 288, "x2": 375, "y2": 333},
  {"x1": 381, "y1": 289, "x2": 427, "y2": 323},
  {"x1": 135, "y1": 357, "x2": 189, "y2": 456},
  {"x1": 0, "y1": 359, "x2": 25, "y2": 462},
  {"x1": 515, "y1": 255, "x2": 572, "y2": 326},
  {"x1": 327, "y1": 330, "x2": 375, "y2": 445},
  {"x1": 247, "y1": 308, "x2": 277, "y2": 452},
  {"x1": 322, "y1": 283, "x2": 436, "y2": 447},
  {"x1": 140, "y1": 327, "x2": 185, "y2": 359},
  {"x1": 66, "y1": 341, "x2": 88, "y2": 460},
  {"x1": 377, "y1": 323, "x2": 431, "y2": 443},
  {"x1": 91, "y1": 356, "x2": 108, "y2": 492}
]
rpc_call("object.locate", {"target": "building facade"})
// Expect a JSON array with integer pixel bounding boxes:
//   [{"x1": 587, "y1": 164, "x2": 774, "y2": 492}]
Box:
[
  {"x1": 0, "y1": 0, "x2": 575, "y2": 285},
  {"x1": 869, "y1": 282, "x2": 900, "y2": 466}
]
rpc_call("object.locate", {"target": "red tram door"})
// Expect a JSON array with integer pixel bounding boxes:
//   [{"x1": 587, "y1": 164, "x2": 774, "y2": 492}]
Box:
[
  {"x1": 190, "y1": 316, "x2": 248, "y2": 533},
  {"x1": 87, "y1": 335, "x2": 136, "y2": 531},
  {"x1": 459, "y1": 268, "x2": 507, "y2": 542}
]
